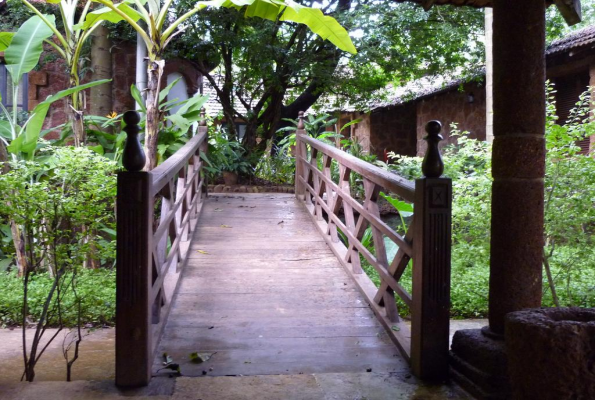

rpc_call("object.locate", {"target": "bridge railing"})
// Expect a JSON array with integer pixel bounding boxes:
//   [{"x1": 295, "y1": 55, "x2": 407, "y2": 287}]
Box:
[
  {"x1": 294, "y1": 112, "x2": 452, "y2": 380},
  {"x1": 115, "y1": 111, "x2": 208, "y2": 387}
]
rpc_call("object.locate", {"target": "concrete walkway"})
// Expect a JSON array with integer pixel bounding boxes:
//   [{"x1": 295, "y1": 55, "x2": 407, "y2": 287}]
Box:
[{"x1": 0, "y1": 320, "x2": 485, "y2": 399}]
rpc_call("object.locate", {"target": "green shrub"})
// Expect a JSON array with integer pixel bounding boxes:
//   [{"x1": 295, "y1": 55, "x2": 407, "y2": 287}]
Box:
[
  {"x1": 0, "y1": 268, "x2": 115, "y2": 327},
  {"x1": 386, "y1": 87, "x2": 595, "y2": 317}
]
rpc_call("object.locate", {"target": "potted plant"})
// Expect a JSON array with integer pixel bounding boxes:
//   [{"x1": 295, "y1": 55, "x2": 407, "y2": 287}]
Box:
[{"x1": 202, "y1": 128, "x2": 252, "y2": 185}]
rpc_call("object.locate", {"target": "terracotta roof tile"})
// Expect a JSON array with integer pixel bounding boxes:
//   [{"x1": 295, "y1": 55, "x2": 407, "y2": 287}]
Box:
[{"x1": 547, "y1": 25, "x2": 595, "y2": 55}]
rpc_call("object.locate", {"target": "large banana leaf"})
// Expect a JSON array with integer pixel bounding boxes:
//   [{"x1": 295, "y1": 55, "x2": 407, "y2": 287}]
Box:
[
  {"x1": 8, "y1": 79, "x2": 112, "y2": 159},
  {"x1": 0, "y1": 32, "x2": 14, "y2": 52},
  {"x1": 4, "y1": 15, "x2": 56, "y2": 83},
  {"x1": 80, "y1": 2, "x2": 141, "y2": 29},
  {"x1": 203, "y1": 0, "x2": 356, "y2": 54}
]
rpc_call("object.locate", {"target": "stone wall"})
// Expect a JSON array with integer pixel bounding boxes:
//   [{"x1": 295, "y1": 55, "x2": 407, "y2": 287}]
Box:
[
  {"x1": 370, "y1": 102, "x2": 417, "y2": 158},
  {"x1": 415, "y1": 82, "x2": 486, "y2": 156}
]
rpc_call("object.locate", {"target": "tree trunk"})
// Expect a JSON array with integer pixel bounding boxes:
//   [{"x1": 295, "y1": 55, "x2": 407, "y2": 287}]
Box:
[
  {"x1": 143, "y1": 60, "x2": 164, "y2": 171},
  {"x1": 69, "y1": 80, "x2": 85, "y2": 147},
  {"x1": 90, "y1": 25, "x2": 113, "y2": 123}
]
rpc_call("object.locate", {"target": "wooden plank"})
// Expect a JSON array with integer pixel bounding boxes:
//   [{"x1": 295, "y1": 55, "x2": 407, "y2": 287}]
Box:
[
  {"x1": 155, "y1": 193, "x2": 406, "y2": 378},
  {"x1": 172, "y1": 291, "x2": 369, "y2": 311},
  {"x1": 299, "y1": 198, "x2": 412, "y2": 361}
]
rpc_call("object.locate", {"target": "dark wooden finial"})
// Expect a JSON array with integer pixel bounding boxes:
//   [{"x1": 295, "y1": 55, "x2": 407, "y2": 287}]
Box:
[
  {"x1": 421, "y1": 120, "x2": 444, "y2": 178},
  {"x1": 122, "y1": 110, "x2": 146, "y2": 172},
  {"x1": 199, "y1": 108, "x2": 206, "y2": 126},
  {"x1": 297, "y1": 111, "x2": 305, "y2": 130}
]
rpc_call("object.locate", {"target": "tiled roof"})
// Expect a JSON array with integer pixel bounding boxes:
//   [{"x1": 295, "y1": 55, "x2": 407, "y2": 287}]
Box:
[
  {"x1": 201, "y1": 76, "x2": 248, "y2": 118},
  {"x1": 546, "y1": 25, "x2": 595, "y2": 55}
]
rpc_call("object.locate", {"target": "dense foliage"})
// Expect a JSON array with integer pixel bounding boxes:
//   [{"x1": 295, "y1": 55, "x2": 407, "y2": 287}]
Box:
[
  {"x1": 0, "y1": 268, "x2": 115, "y2": 327},
  {"x1": 386, "y1": 89, "x2": 595, "y2": 317}
]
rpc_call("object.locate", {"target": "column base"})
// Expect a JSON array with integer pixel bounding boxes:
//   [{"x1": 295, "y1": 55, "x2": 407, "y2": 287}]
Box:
[{"x1": 449, "y1": 328, "x2": 510, "y2": 400}]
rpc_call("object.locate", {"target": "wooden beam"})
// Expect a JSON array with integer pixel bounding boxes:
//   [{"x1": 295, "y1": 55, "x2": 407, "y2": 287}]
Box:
[
  {"x1": 421, "y1": 0, "x2": 436, "y2": 10},
  {"x1": 554, "y1": 0, "x2": 582, "y2": 26}
]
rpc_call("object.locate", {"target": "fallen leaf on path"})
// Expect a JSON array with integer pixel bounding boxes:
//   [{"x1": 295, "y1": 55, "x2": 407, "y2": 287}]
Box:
[
  {"x1": 220, "y1": 225, "x2": 232, "y2": 228},
  {"x1": 196, "y1": 250, "x2": 209, "y2": 254},
  {"x1": 190, "y1": 352, "x2": 217, "y2": 364}
]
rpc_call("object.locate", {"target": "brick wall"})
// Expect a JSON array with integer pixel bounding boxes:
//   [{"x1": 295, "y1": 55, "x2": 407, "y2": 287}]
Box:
[
  {"x1": 27, "y1": 42, "x2": 137, "y2": 139},
  {"x1": 370, "y1": 102, "x2": 417, "y2": 158},
  {"x1": 415, "y1": 82, "x2": 486, "y2": 156}
]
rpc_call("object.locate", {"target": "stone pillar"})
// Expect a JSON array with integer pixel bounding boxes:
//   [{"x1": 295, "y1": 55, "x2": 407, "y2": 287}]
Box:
[
  {"x1": 450, "y1": 3, "x2": 547, "y2": 398},
  {"x1": 489, "y1": 0, "x2": 546, "y2": 335}
]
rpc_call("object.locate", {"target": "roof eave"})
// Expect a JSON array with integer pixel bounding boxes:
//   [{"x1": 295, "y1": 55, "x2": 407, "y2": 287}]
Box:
[{"x1": 393, "y1": 0, "x2": 582, "y2": 26}]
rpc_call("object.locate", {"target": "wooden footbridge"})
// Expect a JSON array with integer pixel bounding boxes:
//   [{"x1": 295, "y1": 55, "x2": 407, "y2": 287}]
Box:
[{"x1": 115, "y1": 112, "x2": 452, "y2": 388}]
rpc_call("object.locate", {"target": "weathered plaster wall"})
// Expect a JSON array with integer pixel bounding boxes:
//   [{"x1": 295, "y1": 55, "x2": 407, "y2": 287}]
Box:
[
  {"x1": 415, "y1": 82, "x2": 486, "y2": 156},
  {"x1": 370, "y1": 102, "x2": 417, "y2": 158}
]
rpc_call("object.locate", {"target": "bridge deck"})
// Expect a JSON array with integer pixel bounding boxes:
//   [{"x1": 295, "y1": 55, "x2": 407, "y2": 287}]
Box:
[{"x1": 155, "y1": 193, "x2": 408, "y2": 377}]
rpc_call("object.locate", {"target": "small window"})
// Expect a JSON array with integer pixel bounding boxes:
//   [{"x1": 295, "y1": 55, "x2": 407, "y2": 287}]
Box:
[{"x1": 0, "y1": 63, "x2": 28, "y2": 112}]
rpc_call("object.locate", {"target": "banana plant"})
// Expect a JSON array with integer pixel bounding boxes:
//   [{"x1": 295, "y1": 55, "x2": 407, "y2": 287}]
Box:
[
  {"x1": 83, "y1": 0, "x2": 357, "y2": 170},
  {"x1": 19, "y1": 0, "x2": 108, "y2": 147},
  {"x1": 0, "y1": 16, "x2": 110, "y2": 161}
]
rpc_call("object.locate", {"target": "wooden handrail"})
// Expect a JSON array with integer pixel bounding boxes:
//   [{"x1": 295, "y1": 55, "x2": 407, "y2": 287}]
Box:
[
  {"x1": 294, "y1": 113, "x2": 452, "y2": 381},
  {"x1": 115, "y1": 111, "x2": 208, "y2": 388},
  {"x1": 150, "y1": 131, "x2": 207, "y2": 196},
  {"x1": 300, "y1": 135, "x2": 416, "y2": 202}
]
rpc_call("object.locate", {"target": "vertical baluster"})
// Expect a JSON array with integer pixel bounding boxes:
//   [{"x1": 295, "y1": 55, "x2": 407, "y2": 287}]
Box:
[
  {"x1": 198, "y1": 109, "x2": 208, "y2": 201},
  {"x1": 116, "y1": 111, "x2": 152, "y2": 387},
  {"x1": 411, "y1": 120, "x2": 452, "y2": 380},
  {"x1": 324, "y1": 156, "x2": 339, "y2": 243},
  {"x1": 310, "y1": 148, "x2": 322, "y2": 219},
  {"x1": 339, "y1": 165, "x2": 361, "y2": 274},
  {"x1": 362, "y1": 179, "x2": 400, "y2": 323}
]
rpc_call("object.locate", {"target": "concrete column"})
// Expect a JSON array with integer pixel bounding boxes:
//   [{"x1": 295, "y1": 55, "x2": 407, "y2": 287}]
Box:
[{"x1": 489, "y1": 0, "x2": 546, "y2": 335}]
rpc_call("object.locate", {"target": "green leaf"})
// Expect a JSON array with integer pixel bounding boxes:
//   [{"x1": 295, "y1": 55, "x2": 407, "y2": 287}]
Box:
[
  {"x1": 178, "y1": 94, "x2": 209, "y2": 118},
  {"x1": 159, "y1": 77, "x2": 182, "y2": 103},
  {"x1": 5, "y1": 15, "x2": 56, "y2": 83},
  {"x1": 165, "y1": 114, "x2": 191, "y2": 134},
  {"x1": 89, "y1": 145, "x2": 105, "y2": 155},
  {"x1": 189, "y1": 352, "x2": 215, "y2": 363},
  {"x1": 243, "y1": 0, "x2": 356, "y2": 54},
  {"x1": 0, "y1": 258, "x2": 12, "y2": 272},
  {"x1": 130, "y1": 84, "x2": 146, "y2": 113},
  {"x1": 0, "y1": 120, "x2": 13, "y2": 140},
  {"x1": 0, "y1": 32, "x2": 14, "y2": 52},
  {"x1": 80, "y1": 2, "x2": 141, "y2": 30},
  {"x1": 8, "y1": 79, "x2": 111, "y2": 158},
  {"x1": 340, "y1": 118, "x2": 362, "y2": 133},
  {"x1": 379, "y1": 192, "x2": 413, "y2": 217},
  {"x1": 197, "y1": 0, "x2": 356, "y2": 54}
]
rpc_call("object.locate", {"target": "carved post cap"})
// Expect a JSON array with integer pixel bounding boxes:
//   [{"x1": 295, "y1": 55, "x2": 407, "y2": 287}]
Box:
[
  {"x1": 421, "y1": 120, "x2": 444, "y2": 178},
  {"x1": 123, "y1": 110, "x2": 141, "y2": 126},
  {"x1": 297, "y1": 111, "x2": 305, "y2": 130},
  {"x1": 199, "y1": 108, "x2": 207, "y2": 126},
  {"x1": 122, "y1": 110, "x2": 146, "y2": 172}
]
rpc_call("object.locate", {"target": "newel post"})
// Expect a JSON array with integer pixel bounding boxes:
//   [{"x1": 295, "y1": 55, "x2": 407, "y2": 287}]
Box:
[
  {"x1": 411, "y1": 120, "x2": 452, "y2": 381},
  {"x1": 294, "y1": 111, "x2": 306, "y2": 199},
  {"x1": 116, "y1": 110, "x2": 153, "y2": 387}
]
